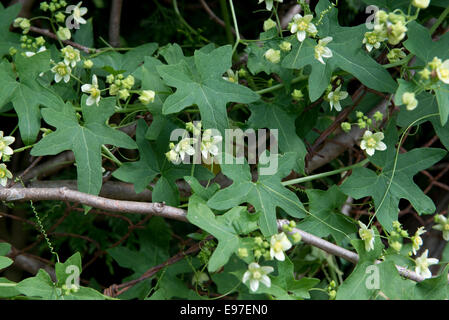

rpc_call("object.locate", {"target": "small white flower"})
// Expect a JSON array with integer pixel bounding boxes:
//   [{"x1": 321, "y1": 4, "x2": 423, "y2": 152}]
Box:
[
  {"x1": 81, "y1": 75, "x2": 101, "y2": 106},
  {"x1": 242, "y1": 262, "x2": 274, "y2": 292},
  {"x1": 327, "y1": 85, "x2": 348, "y2": 111},
  {"x1": 175, "y1": 138, "x2": 197, "y2": 161},
  {"x1": 61, "y1": 45, "x2": 81, "y2": 68},
  {"x1": 411, "y1": 226, "x2": 426, "y2": 255},
  {"x1": 0, "y1": 163, "x2": 13, "y2": 187},
  {"x1": 24, "y1": 46, "x2": 46, "y2": 57},
  {"x1": 433, "y1": 215, "x2": 449, "y2": 241},
  {"x1": 264, "y1": 48, "x2": 281, "y2": 64},
  {"x1": 290, "y1": 14, "x2": 317, "y2": 42},
  {"x1": 402, "y1": 92, "x2": 418, "y2": 111},
  {"x1": 68, "y1": 1, "x2": 88, "y2": 25},
  {"x1": 314, "y1": 37, "x2": 333, "y2": 64},
  {"x1": 51, "y1": 62, "x2": 71, "y2": 83},
  {"x1": 200, "y1": 129, "x2": 222, "y2": 159},
  {"x1": 258, "y1": 0, "x2": 283, "y2": 11},
  {"x1": 362, "y1": 31, "x2": 383, "y2": 52},
  {"x1": 360, "y1": 130, "x2": 387, "y2": 156},
  {"x1": 270, "y1": 232, "x2": 292, "y2": 261},
  {"x1": 358, "y1": 221, "x2": 375, "y2": 252},
  {"x1": 223, "y1": 69, "x2": 238, "y2": 83},
  {"x1": 0, "y1": 131, "x2": 15, "y2": 160},
  {"x1": 415, "y1": 249, "x2": 439, "y2": 279},
  {"x1": 165, "y1": 145, "x2": 180, "y2": 164},
  {"x1": 436, "y1": 59, "x2": 449, "y2": 84}
]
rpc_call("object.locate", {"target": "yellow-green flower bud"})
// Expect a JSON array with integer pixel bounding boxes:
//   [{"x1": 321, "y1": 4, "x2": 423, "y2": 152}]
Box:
[
  {"x1": 56, "y1": 27, "x2": 71, "y2": 41},
  {"x1": 264, "y1": 48, "x2": 281, "y2": 64},
  {"x1": 263, "y1": 18, "x2": 277, "y2": 31},
  {"x1": 412, "y1": 0, "x2": 430, "y2": 9},
  {"x1": 341, "y1": 122, "x2": 351, "y2": 133},
  {"x1": 254, "y1": 249, "x2": 262, "y2": 259},
  {"x1": 373, "y1": 111, "x2": 383, "y2": 122},
  {"x1": 292, "y1": 232, "x2": 301, "y2": 243},
  {"x1": 387, "y1": 48, "x2": 406, "y2": 63},
  {"x1": 419, "y1": 68, "x2": 431, "y2": 80},
  {"x1": 40, "y1": 1, "x2": 49, "y2": 11},
  {"x1": 138, "y1": 90, "x2": 156, "y2": 105},
  {"x1": 55, "y1": 12, "x2": 66, "y2": 23},
  {"x1": 390, "y1": 241, "x2": 402, "y2": 252},
  {"x1": 9, "y1": 47, "x2": 17, "y2": 56},
  {"x1": 254, "y1": 237, "x2": 263, "y2": 246},
  {"x1": 279, "y1": 41, "x2": 292, "y2": 52},
  {"x1": 118, "y1": 89, "x2": 130, "y2": 100},
  {"x1": 238, "y1": 248, "x2": 249, "y2": 258},
  {"x1": 122, "y1": 75, "x2": 135, "y2": 89},
  {"x1": 83, "y1": 60, "x2": 93, "y2": 69},
  {"x1": 291, "y1": 89, "x2": 304, "y2": 101},
  {"x1": 402, "y1": 92, "x2": 418, "y2": 111}
]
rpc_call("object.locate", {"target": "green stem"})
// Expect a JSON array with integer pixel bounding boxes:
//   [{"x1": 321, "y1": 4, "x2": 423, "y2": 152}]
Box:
[
  {"x1": 282, "y1": 158, "x2": 369, "y2": 186},
  {"x1": 255, "y1": 74, "x2": 307, "y2": 95},
  {"x1": 228, "y1": 0, "x2": 240, "y2": 56},
  {"x1": 101, "y1": 145, "x2": 122, "y2": 166},
  {"x1": 430, "y1": 5, "x2": 449, "y2": 34},
  {"x1": 173, "y1": 0, "x2": 209, "y2": 43},
  {"x1": 13, "y1": 144, "x2": 35, "y2": 153},
  {"x1": 219, "y1": 0, "x2": 233, "y2": 45}
]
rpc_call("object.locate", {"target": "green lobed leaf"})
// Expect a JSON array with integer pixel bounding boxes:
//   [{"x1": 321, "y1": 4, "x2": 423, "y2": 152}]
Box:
[
  {"x1": 31, "y1": 97, "x2": 137, "y2": 195},
  {"x1": 157, "y1": 45, "x2": 260, "y2": 134},
  {"x1": 208, "y1": 153, "x2": 306, "y2": 236},
  {"x1": 283, "y1": 0, "x2": 397, "y2": 101}
]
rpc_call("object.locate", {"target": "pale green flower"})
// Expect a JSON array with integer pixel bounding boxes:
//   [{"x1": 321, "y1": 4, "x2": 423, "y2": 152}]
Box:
[
  {"x1": 290, "y1": 14, "x2": 317, "y2": 42},
  {"x1": 411, "y1": 227, "x2": 426, "y2": 255},
  {"x1": 388, "y1": 21, "x2": 407, "y2": 45},
  {"x1": 360, "y1": 130, "x2": 387, "y2": 156},
  {"x1": 387, "y1": 48, "x2": 406, "y2": 63},
  {"x1": 402, "y1": 92, "x2": 418, "y2": 111},
  {"x1": 436, "y1": 59, "x2": 449, "y2": 84},
  {"x1": 258, "y1": 0, "x2": 283, "y2": 11},
  {"x1": 314, "y1": 37, "x2": 333, "y2": 64},
  {"x1": 433, "y1": 215, "x2": 449, "y2": 241},
  {"x1": 270, "y1": 232, "x2": 292, "y2": 261},
  {"x1": 242, "y1": 262, "x2": 273, "y2": 292},
  {"x1": 327, "y1": 85, "x2": 348, "y2": 111},
  {"x1": 191, "y1": 272, "x2": 209, "y2": 286},
  {"x1": 0, "y1": 163, "x2": 13, "y2": 187},
  {"x1": 223, "y1": 69, "x2": 239, "y2": 83},
  {"x1": 415, "y1": 249, "x2": 438, "y2": 279},
  {"x1": 61, "y1": 45, "x2": 81, "y2": 68},
  {"x1": 358, "y1": 221, "x2": 375, "y2": 251},
  {"x1": 264, "y1": 48, "x2": 281, "y2": 64},
  {"x1": 139, "y1": 90, "x2": 155, "y2": 105},
  {"x1": 363, "y1": 31, "x2": 383, "y2": 52},
  {"x1": 0, "y1": 131, "x2": 15, "y2": 160},
  {"x1": 51, "y1": 62, "x2": 71, "y2": 83},
  {"x1": 81, "y1": 75, "x2": 101, "y2": 106}
]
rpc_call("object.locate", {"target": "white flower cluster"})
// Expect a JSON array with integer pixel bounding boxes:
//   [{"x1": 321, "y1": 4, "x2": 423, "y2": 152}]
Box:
[
  {"x1": 0, "y1": 131, "x2": 15, "y2": 187},
  {"x1": 165, "y1": 122, "x2": 222, "y2": 165}
]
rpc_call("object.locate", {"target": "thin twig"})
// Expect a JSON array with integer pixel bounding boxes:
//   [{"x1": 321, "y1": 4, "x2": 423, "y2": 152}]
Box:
[{"x1": 28, "y1": 26, "x2": 97, "y2": 53}]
